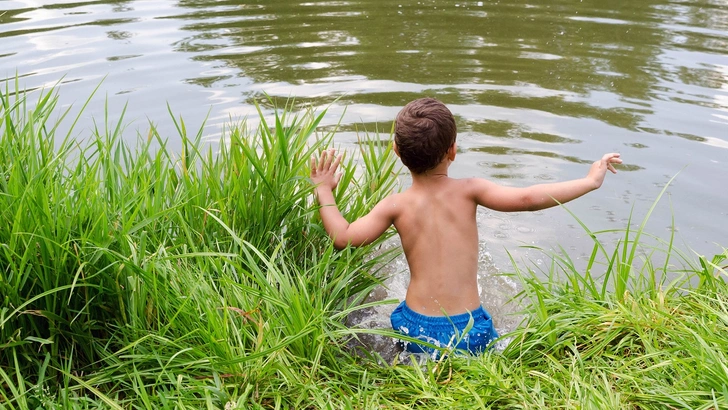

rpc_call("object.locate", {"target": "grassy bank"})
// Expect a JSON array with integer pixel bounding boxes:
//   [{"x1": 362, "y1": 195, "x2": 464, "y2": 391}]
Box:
[{"x1": 1, "y1": 85, "x2": 727, "y2": 409}]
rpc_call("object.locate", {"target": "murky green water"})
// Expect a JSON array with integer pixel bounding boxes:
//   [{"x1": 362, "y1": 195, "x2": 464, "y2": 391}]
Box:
[{"x1": 3, "y1": 1, "x2": 727, "y2": 322}]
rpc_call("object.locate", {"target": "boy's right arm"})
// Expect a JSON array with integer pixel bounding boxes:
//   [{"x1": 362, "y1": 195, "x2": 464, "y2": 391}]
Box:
[
  {"x1": 311, "y1": 149, "x2": 396, "y2": 249},
  {"x1": 470, "y1": 153, "x2": 622, "y2": 212}
]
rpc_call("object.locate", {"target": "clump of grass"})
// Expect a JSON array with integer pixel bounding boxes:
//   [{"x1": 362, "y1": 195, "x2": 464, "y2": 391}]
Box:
[
  {"x1": 0, "y1": 82, "x2": 399, "y2": 407},
  {"x1": 351, "y1": 196, "x2": 727, "y2": 409},
  {"x1": 492, "y1": 191, "x2": 728, "y2": 409},
  {"x1": 2, "y1": 81, "x2": 726, "y2": 409}
]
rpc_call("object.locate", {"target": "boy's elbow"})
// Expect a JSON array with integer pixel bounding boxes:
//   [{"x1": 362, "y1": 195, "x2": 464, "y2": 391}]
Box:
[
  {"x1": 333, "y1": 236, "x2": 368, "y2": 250},
  {"x1": 516, "y1": 194, "x2": 536, "y2": 211},
  {"x1": 521, "y1": 194, "x2": 548, "y2": 212},
  {"x1": 333, "y1": 237, "x2": 351, "y2": 250},
  {"x1": 330, "y1": 223, "x2": 358, "y2": 249}
]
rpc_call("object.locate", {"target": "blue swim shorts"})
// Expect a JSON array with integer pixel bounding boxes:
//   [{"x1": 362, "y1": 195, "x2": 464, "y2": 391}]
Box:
[{"x1": 390, "y1": 301, "x2": 498, "y2": 356}]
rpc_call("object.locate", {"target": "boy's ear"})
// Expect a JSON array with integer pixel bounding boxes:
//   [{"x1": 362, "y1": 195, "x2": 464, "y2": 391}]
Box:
[
  {"x1": 447, "y1": 143, "x2": 457, "y2": 161},
  {"x1": 393, "y1": 141, "x2": 401, "y2": 158}
]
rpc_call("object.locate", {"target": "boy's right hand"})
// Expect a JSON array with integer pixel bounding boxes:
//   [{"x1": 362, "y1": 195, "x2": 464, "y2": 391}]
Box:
[
  {"x1": 311, "y1": 148, "x2": 343, "y2": 191},
  {"x1": 587, "y1": 153, "x2": 622, "y2": 189}
]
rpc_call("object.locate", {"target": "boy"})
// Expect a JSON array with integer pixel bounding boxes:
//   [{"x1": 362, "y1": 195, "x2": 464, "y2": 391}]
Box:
[{"x1": 310, "y1": 97, "x2": 622, "y2": 356}]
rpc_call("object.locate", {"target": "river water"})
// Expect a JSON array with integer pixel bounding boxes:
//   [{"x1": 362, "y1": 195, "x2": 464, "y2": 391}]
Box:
[{"x1": 2, "y1": 0, "x2": 727, "y2": 356}]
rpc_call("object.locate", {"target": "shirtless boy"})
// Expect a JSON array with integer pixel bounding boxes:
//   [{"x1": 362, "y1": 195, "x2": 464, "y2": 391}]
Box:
[{"x1": 310, "y1": 97, "x2": 622, "y2": 355}]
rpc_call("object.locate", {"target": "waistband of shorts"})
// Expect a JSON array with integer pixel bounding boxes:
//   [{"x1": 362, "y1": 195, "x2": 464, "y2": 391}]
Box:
[{"x1": 397, "y1": 301, "x2": 485, "y2": 330}]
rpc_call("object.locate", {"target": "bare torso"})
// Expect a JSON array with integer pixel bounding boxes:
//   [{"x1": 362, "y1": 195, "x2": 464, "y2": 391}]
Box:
[{"x1": 389, "y1": 177, "x2": 481, "y2": 316}]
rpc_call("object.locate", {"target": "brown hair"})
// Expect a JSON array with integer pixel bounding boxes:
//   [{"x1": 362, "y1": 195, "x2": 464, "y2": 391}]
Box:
[{"x1": 394, "y1": 98, "x2": 457, "y2": 174}]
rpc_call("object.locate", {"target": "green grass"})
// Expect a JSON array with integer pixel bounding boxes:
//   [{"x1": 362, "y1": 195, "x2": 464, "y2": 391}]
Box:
[{"x1": 1, "y1": 83, "x2": 727, "y2": 409}]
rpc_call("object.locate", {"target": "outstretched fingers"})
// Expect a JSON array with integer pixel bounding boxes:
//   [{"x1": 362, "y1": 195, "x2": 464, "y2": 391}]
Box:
[
  {"x1": 319, "y1": 149, "x2": 342, "y2": 171},
  {"x1": 311, "y1": 148, "x2": 344, "y2": 176},
  {"x1": 602, "y1": 152, "x2": 622, "y2": 174}
]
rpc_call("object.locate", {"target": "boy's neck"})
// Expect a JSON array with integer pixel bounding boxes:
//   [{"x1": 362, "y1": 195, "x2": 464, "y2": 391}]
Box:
[{"x1": 410, "y1": 161, "x2": 451, "y2": 185}]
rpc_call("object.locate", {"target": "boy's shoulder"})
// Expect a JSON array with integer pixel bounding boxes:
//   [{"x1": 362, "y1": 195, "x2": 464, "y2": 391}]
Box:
[
  {"x1": 443, "y1": 177, "x2": 500, "y2": 205},
  {"x1": 445, "y1": 176, "x2": 487, "y2": 191}
]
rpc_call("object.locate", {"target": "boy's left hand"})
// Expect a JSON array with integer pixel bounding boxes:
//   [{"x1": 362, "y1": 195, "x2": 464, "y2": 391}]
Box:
[
  {"x1": 587, "y1": 153, "x2": 622, "y2": 189},
  {"x1": 311, "y1": 148, "x2": 343, "y2": 190}
]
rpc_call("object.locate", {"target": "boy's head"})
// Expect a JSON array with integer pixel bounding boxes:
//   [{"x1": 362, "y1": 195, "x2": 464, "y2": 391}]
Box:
[{"x1": 394, "y1": 98, "x2": 457, "y2": 174}]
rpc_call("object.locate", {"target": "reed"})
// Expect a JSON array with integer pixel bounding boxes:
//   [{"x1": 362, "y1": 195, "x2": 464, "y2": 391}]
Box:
[{"x1": 0, "y1": 84, "x2": 399, "y2": 408}]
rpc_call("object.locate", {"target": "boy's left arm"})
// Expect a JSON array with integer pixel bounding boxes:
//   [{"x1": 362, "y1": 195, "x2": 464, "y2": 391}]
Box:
[{"x1": 311, "y1": 149, "x2": 395, "y2": 249}]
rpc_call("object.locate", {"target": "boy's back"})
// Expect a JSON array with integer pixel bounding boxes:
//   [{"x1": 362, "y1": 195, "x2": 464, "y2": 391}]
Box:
[{"x1": 388, "y1": 177, "x2": 481, "y2": 316}]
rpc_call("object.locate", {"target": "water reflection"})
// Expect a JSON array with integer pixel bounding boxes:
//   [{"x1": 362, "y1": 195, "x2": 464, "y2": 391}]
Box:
[
  {"x1": 5, "y1": 0, "x2": 725, "y2": 144},
  {"x1": 170, "y1": 0, "x2": 675, "y2": 101},
  {"x1": 159, "y1": 0, "x2": 728, "y2": 143}
]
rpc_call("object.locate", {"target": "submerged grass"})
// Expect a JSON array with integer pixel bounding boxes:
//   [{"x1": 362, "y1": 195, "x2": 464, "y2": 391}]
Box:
[{"x1": 1, "y1": 83, "x2": 727, "y2": 409}]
